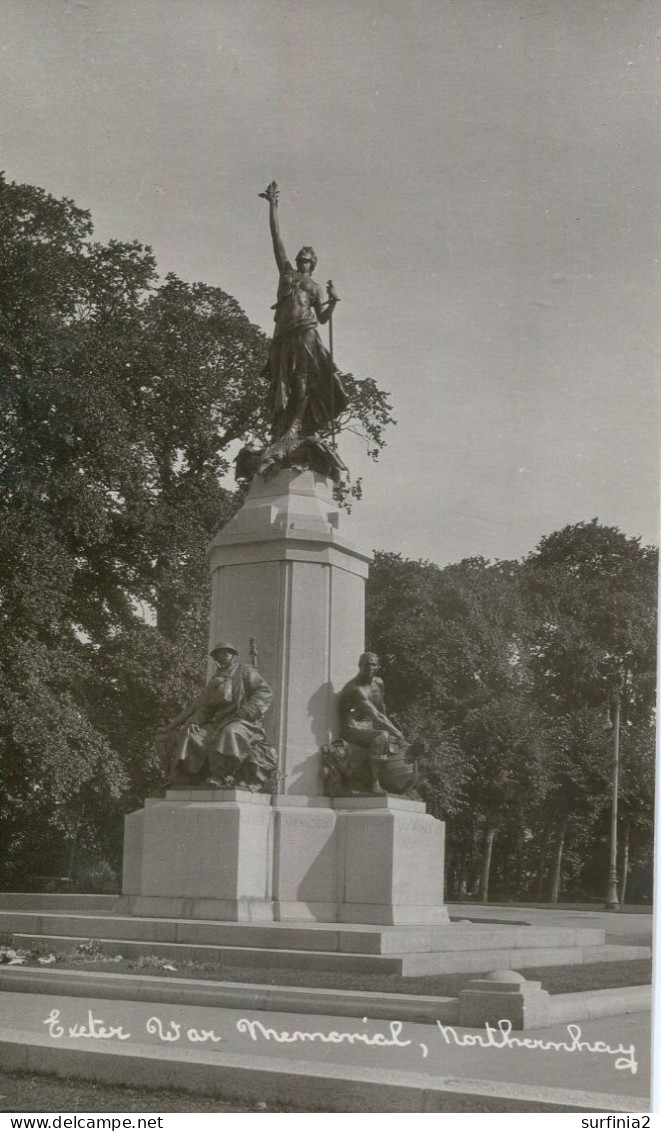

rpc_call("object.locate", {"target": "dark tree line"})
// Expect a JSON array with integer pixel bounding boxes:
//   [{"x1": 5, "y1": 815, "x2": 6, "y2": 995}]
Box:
[
  {"x1": 0, "y1": 176, "x2": 391, "y2": 888},
  {"x1": 0, "y1": 176, "x2": 656, "y2": 903},
  {"x1": 366, "y1": 524, "x2": 657, "y2": 903}
]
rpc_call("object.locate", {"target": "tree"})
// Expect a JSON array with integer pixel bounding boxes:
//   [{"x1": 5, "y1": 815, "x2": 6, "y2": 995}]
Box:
[
  {"x1": 523, "y1": 520, "x2": 657, "y2": 718},
  {"x1": 367, "y1": 525, "x2": 657, "y2": 903},
  {"x1": 459, "y1": 693, "x2": 550, "y2": 901},
  {"x1": 0, "y1": 174, "x2": 393, "y2": 883},
  {"x1": 0, "y1": 179, "x2": 159, "y2": 882},
  {"x1": 366, "y1": 552, "x2": 539, "y2": 896},
  {"x1": 522, "y1": 521, "x2": 657, "y2": 900}
]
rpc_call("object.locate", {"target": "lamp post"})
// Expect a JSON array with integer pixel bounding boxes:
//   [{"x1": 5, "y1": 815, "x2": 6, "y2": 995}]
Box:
[{"x1": 604, "y1": 686, "x2": 621, "y2": 911}]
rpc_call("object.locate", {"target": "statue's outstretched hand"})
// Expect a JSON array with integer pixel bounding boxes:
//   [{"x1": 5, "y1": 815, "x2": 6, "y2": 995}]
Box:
[{"x1": 259, "y1": 181, "x2": 279, "y2": 204}]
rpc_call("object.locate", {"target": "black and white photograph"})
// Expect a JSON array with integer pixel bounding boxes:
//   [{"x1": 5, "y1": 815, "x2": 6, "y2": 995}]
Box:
[{"x1": 0, "y1": 0, "x2": 658, "y2": 1119}]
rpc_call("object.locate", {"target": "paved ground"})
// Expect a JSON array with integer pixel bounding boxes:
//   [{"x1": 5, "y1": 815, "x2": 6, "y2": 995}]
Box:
[
  {"x1": 0, "y1": 901, "x2": 654, "y2": 1111},
  {"x1": 0, "y1": 988, "x2": 650, "y2": 1106}
]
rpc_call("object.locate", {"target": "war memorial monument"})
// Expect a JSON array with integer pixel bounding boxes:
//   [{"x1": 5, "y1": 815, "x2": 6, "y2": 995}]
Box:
[
  {"x1": 0, "y1": 185, "x2": 651, "y2": 1113},
  {"x1": 123, "y1": 181, "x2": 448, "y2": 929}
]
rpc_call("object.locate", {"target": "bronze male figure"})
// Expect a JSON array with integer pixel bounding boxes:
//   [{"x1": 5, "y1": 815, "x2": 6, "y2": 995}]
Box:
[
  {"x1": 158, "y1": 642, "x2": 277, "y2": 791},
  {"x1": 333, "y1": 652, "x2": 413, "y2": 796}
]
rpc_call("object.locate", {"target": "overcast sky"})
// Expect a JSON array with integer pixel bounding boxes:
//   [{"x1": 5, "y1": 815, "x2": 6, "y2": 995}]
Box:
[{"x1": 1, "y1": 0, "x2": 659, "y2": 564}]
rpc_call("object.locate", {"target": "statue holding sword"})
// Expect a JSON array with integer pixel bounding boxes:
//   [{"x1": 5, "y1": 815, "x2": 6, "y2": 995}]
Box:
[
  {"x1": 233, "y1": 182, "x2": 349, "y2": 483},
  {"x1": 259, "y1": 180, "x2": 347, "y2": 446}
]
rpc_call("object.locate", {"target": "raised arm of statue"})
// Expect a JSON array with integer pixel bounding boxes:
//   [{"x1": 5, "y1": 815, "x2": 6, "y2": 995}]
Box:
[{"x1": 259, "y1": 181, "x2": 288, "y2": 274}]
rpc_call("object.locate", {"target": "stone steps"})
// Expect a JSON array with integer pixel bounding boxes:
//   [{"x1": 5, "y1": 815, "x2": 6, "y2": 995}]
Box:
[
  {"x1": 0, "y1": 910, "x2": 606, "y2": 955},
  {"x1": 0, "y1": 903, "x2": 649, "y2": 978},
  {"x1": 0, "y1": 964, "x2": 650, "y2": 1028},
  {"x1": 397, "y1": 943, "x2": 650, "y2": 977},
  {"x1": 580, "y1": 944, "x2": 651, "y2": 964},
  {"x1": 0, "y1": 965, "x2": 461, "y2": 1024},
  {"x1": 0, "y1": 894, "x2": 118, "y2": 911},
  {"x1": 10, "y1": 933, "x2": 404, "y2": 974},
  {"x1": 8, "y1": 926, "x2": 649, "y2": 977}
]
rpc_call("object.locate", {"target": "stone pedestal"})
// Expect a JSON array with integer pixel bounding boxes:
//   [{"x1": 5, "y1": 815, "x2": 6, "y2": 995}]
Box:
[
  {"x1": 207, "y1": 470, "x2": 371, "y2": 797},
  {"x1": 269, "y1": 795, "x2": 449, "y2": 925},
  {"x1": 121, "y1": 469, "x2": 449, "y2": 930},
  {"x1": 272, "y1": 796, "x2": 339, "y2": 921},
  {"x1": 335, "y1": 796, "x2": 448, "y2": 925},
  {"x1": 120, "y1": 790, "x2": 273, "y2": 922},
  {"x1": 121, "y1": 791, "x2": 449, "y2": 927}
]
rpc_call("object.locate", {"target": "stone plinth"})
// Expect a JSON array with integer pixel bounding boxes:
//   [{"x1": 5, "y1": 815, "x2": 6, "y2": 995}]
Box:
[
  {"x1": 121, "y1": 791, "x2": 449, "y2": 927},
  {"x1": 335, "y1": 796, "x2": 449, "y2": 925},
  {"x1": 272, "y1": 796, "x2": 339, "y2": 922},
  {"x1": 207, "y1": 470, "x2": 372, "y2": 797},
  {"x1": 459, "y1": 970, "x2": 551, "y2": 1029},
  {"x1": 268, "y1": 794, "x2": 448, "y2": 925},
  {"x1": 120, "y1": 790, "x2": 273, "y2": 922}
]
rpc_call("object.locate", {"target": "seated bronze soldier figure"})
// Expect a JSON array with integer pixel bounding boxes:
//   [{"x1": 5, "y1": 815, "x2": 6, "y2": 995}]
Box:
[{"x1": 158, "y1": 642, "x2": 278, "y2": 792}]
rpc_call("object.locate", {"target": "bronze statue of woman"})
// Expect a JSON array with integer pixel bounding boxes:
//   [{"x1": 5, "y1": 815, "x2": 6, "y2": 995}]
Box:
[{"x1": 259, "y1": 181, "x2": 348, "y2": 446}]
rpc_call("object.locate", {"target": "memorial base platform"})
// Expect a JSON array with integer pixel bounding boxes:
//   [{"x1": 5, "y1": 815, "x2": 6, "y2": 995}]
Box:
[
  {"x1": 119, "y1": 790, "x2": 449, "y2": 927},
  {"x1": 0, "y1": 897, "x2": 648, "y2": 977}
]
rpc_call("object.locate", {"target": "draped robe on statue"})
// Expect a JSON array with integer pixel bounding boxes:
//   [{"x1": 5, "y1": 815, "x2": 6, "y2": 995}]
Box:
[
  {"x1": 165, "y1": 661, "x2": 277, "y2": 789},
  {"x1": 266, "y1": 261, "x2": 348, "y2": 439}
]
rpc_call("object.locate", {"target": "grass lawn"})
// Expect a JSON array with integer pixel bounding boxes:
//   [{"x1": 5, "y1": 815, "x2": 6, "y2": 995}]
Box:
[
  {"x1": 215, "y1": 957, "x2": 654, "y2": 996},
  {"x1": 0, "y1": 1070, "x2": 320, "y2": 1113},
  {"x1": 0, "y1": 1068, "x2": 579, "y2": 1114}
]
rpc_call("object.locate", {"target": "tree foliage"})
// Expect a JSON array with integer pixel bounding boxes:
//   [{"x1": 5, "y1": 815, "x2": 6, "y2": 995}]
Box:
[
  {"x1": 0, "y1": 175, "x2": 392, "y2": 884},
  {"x1": 367, "y1": 524, "x2": 657, "y2": 902}
]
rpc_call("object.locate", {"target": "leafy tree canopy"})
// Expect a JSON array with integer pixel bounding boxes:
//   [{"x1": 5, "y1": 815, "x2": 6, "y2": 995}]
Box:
[
  {"x1": 0, "y1": 175, "x2": 392, "y2": 880},
  {"x1": 367, "y1": 524, "x2": 656, "y2": 901}
]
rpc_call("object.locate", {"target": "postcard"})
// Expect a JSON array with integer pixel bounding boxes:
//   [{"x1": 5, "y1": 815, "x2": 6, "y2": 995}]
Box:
[{"x1": 0, "y1": 0, "x2": 657, "y2": 1120}]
